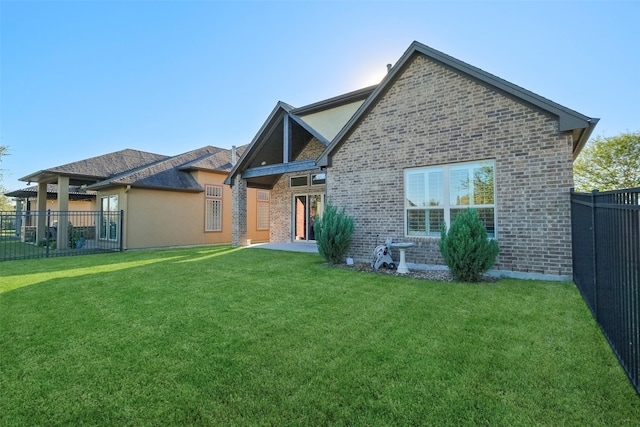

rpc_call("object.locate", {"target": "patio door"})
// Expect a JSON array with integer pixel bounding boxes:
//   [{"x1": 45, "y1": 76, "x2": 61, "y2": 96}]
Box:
[{"x1": 293, "y1": 194, "x2": 324, "y2": 241}]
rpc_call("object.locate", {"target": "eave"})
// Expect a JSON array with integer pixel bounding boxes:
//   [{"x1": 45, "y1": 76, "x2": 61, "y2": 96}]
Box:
[{"x1": 317, "y1": 41, "x2": 599, "y2": 167}]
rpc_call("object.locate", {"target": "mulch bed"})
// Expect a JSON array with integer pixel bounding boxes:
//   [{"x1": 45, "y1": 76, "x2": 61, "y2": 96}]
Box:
[{"x1": 332, "y1": 261, "x2": 498, "y2": 283}]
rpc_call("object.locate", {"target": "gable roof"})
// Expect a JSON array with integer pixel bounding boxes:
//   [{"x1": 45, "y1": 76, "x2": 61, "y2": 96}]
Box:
[
  {"x1": 225, "y1": 86, "x2": 376, "y2": 187},
  {"x1": 19, "y1": 146, "x2": 239, "y2": 194},
  {"x1": 181, "y1": 145, "x2": 248, "y2": 173},
  {"x1": 20, "y1": 149, "x2": 169, "y2": 186},
  {"x1": 86, "y1": 146, "x2": 234, "y2": 192},
  {"x1": 317, "y1": 41, "x2": 598, "y2": 166}
]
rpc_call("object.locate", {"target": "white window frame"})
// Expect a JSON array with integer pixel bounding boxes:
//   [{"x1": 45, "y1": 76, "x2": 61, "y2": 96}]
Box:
[
  {"x1": 205, "y1": 185, "x2": 223, "y2": 232},
  {"x1": 404, "y1": 160, "x2": 496, "y2": 238}
]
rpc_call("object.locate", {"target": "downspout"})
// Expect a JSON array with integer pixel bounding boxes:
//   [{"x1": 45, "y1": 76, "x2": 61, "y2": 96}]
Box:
[{"x1": 122, "y1": 185, "x2": 131, "y2": 250}]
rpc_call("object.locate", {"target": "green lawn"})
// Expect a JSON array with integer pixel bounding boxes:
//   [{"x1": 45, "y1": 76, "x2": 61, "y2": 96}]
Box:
[
  {"x1": 0, "y1": 235, "x2": 48, "y2": 260},
  {"x1": 1, "y1": 246, "x2": 638, "y2": 426}
]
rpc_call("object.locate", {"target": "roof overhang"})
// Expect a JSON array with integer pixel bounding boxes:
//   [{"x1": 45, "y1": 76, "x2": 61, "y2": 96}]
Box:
[
  {"x1": 19, "y1": 170, "x2": 106, "y2": 186},
  {"x1": 317, "y1": 41, "x2": 599, "y2": 167}
]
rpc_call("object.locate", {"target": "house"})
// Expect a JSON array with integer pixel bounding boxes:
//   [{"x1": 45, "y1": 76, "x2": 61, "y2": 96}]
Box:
[
  {"x1": 226, "y1": 41, "x2": 598, "y2": 280},
  {"x1": 6, "y1": 184, "x2": 97, "y2": 212},
  {"x1": 14, "y1": 145, "x2": 270, "y2": 249},
  {"x1": 5, "y1": 184, "x2": 97, "y2": 242}
]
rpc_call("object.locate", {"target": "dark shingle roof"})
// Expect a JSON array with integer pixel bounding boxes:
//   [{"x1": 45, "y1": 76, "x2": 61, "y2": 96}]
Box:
[
  {"x1": 20, "y1": 149, "x2": 169, "y2": 184},
  {"x1": 18, "y1": 146, "x2": 244, "y2": 193},
  {"x1": 86, "y1": 146, "x2": 238, "y2": 192},
  {"x1": 182, "y1": 144, "x2": 249, "y2": 173},
  {"x1": 4, "y1": 184, "x2": 96, "y2": 200}
]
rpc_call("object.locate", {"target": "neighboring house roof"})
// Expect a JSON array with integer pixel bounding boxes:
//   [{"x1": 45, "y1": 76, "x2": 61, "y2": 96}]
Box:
[
  {"x1": 20, "y1": 149, "x2": 169, "y2": 186},
  {"x1": 181, "y1": 145, "x2": 248, "y2": 173},
  {"x1": 86, "y1": 146, "x2": 237, "y2": 192},
  {"x1": 317, "y1": 41, "x2": 598, "y2": 166},
  {"x1": 18, "y1": 145, "x2": 241, "y2": 194},
  {"x1": 4, "y1": 184, "x2": 96, "y2": 201}
]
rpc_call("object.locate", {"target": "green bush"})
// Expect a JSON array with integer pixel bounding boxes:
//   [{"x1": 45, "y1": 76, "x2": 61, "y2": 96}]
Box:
[
  {"x1": 439, "y1": 208, "x2": 499, "y2": 282},
  {"x1": 314, "y1": 202, "x2": 354, "y2": 264}
]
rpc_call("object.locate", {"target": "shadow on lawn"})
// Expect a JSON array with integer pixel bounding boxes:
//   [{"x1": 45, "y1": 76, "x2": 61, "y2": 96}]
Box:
[{"x1": 0, "y1": 245, "x2": 242, "y2": 294}]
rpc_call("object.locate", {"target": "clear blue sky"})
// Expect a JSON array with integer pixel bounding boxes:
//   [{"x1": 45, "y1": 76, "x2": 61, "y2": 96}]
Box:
[{"x1": 1, "y1": 0, "x2": 638, "y2": 193}]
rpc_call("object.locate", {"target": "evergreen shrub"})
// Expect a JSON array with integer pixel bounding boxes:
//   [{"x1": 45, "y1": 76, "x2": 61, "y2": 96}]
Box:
[
  {"x1": 439, "y1": 208, "x2": 499, "y2": 282},
  {"x1": 314, "y1": 201, "x2": 354, "y2": 264}
]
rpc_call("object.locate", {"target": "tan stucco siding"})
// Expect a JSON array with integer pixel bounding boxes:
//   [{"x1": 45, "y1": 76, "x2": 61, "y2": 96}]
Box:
[
  {"x1": 43, "y1": 200, "x2": 95, "y2": 213},
  {"x1": 122, "y1": 188, "x2": 207, "y2": 249},
  {"x1": 326, "y1": 54, "x2": 574, "y2": 278},
  {"x1": 95, "y1": 170, "x2": 267, "y2": 250},
  {"x1": 246, "y1": 189, "x2": 270, "y2": 243},
  {"x1": 299, "y1": 100, "x2": 364, "y2": 141}
]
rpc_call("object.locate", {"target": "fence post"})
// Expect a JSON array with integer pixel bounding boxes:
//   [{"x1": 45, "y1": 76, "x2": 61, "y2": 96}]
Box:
[
  {"x1": 46, "y1": 210, "x2": 51, "y2": 258},
  {"x1": 591, "y1": 189, "x2": 599, "y2": 320},
  {"x1": 119, "y1": 210, "x2": 124, "y2": 252}
]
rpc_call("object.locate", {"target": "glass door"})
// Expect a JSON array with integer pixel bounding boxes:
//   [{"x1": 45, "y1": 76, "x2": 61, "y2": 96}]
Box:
[{"x1": 293, "y1": 194, "x2": 324, "y2": 241}]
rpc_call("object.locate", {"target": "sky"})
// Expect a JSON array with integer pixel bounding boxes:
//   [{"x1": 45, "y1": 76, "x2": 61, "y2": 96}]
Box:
[{"x1": 1, "y1": 0, "x2": 638, "y2": 194}]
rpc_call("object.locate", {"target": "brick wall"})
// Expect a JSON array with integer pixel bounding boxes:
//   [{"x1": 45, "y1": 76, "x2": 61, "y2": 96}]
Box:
[
  {"x1": 269, "y1": 137, "x2": 327, "y2": 242},
  {"x1": 326, "y1": 54, "x2": 574, "y2": 277}
]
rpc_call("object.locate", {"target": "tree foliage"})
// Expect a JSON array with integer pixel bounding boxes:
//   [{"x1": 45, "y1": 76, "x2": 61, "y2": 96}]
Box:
[
  {"x1": 439, "y1": 208, "x2": 499, "y2": 282},
  {"x1": 0, "y1": 145, "x2": 6, "y2": 186},
  {"x1": 0, "y1": 145, "x2": 11, "y2": 210},
  {"x1": 314, "y1": 201, "x2": 354, "y2": 264},
  {"x1": 574, "y1": 132, "x2": 640, "y2": 192}
]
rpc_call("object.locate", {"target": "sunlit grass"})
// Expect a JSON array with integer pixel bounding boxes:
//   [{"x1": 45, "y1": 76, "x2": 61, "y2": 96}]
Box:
[{"x1": 1, "y1": 246, "x2": 638, "y2": 425}]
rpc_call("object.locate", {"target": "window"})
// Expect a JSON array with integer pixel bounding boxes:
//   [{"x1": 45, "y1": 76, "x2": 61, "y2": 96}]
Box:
[
  {"x1": 205, "y1": 185, "x2": 222, "y2": 231},
  {"x1": 100, "y1": 195, "x2": 119, "y2": 240},
  {"x1": 257, "y1": 190, "x2": 270, "y2": 230},
  {"x1": 405, "y1": 160, "x2": 495, "y2": 237},
  {"x1": 311, "y1": 173, "x2": 326, "y2": 186},
  {"x1": 290, "y1": 175, "x2": 308, "y2": 187}
]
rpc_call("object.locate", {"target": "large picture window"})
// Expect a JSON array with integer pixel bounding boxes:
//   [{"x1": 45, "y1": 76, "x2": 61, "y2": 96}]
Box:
[
  {"x1": 405, "y1": 160, "x2": 495, "y2": 237},
  {"x1": 205, "y1": 185, "x2": 222, "y2": 232}
]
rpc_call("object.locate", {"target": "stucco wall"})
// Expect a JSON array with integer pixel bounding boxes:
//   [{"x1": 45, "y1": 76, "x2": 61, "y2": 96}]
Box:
[
  {"x1": 298, "y1": 100, "x2": 365, "y2": 141},
  {"x1": 326, "y1": 54, "x2": 574, "y2": 278},
  {"x1": 42, "y1": 199, "x2": 95, "y2": 212},
  {"x1": 98, "y1": 171, "x2": 267, "y2": 249}
]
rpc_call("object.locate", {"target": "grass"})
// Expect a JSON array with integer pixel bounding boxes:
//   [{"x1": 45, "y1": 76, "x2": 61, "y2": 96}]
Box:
[
  {"x1": 1, "y1": 246, "x2": 638, "y2": 426},
  {"x1": 0, "y1": 235, "x2": 48, "y2": 260}
]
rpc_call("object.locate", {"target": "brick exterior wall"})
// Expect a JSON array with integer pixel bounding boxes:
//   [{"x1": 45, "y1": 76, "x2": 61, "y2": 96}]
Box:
[
  {"x1": 326, "y1": 54, "x2": 575, "y2": 277},
  {"x1": 270, "y1": 137, "x2": 326, "y2": 243},
  {"x1": 231, "y1": 175, "x2": 248, "y2": 246}
]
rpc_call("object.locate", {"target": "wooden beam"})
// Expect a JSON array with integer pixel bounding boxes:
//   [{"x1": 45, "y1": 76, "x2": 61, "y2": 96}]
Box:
[{"x1": 241, "y1": 160, "x2": 318, "y2": 179}]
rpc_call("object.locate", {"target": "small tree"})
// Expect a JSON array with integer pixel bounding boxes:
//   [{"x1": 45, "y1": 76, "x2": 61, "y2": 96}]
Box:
[
  {"x1": 314, "y1": 201, "x2": 354, "y2": 264},
  {"x1": 439, "y1": 208, "x2": 499, "y2": 282},
  {"x1": 574, "y1": 132, "x2": 640, "y2": 192}
]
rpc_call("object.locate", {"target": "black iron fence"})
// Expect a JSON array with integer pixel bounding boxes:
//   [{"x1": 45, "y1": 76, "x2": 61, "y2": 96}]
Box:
[
  {"x1": 0, "y1": 210, "x2": 123, "y2": 261},
  {"x1": 571, "y1": 187, "x2": 639, "y2": 396}
]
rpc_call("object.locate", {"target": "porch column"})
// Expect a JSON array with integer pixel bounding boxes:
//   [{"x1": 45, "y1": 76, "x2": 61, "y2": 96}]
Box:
[
  {"x1": 35, "y1": 182, "x2": 48, "y2": 242},
  {"x1": 231, "y1": 175, "x2": 248, "y2": 247},
  {"x1": 57, "y1": 176, "x2": 69, "y2": 249}
]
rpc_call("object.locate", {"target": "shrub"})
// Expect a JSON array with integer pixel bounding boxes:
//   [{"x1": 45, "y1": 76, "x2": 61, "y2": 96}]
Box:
[
  {"x1": 314, "y1": 201, "x2": 354, "y2": 264},
  {"x1": 439, "y1": 208, "x2": 499, "y2": 282}
]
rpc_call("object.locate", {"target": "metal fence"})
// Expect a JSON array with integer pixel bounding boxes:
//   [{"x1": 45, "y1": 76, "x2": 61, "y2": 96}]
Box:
[
  {"x1": 571, "y1": 187, "x2": 639, "y2": 396},
  {"x1": 0, "y1": 210, "x2": 123, "y2": 261}
]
